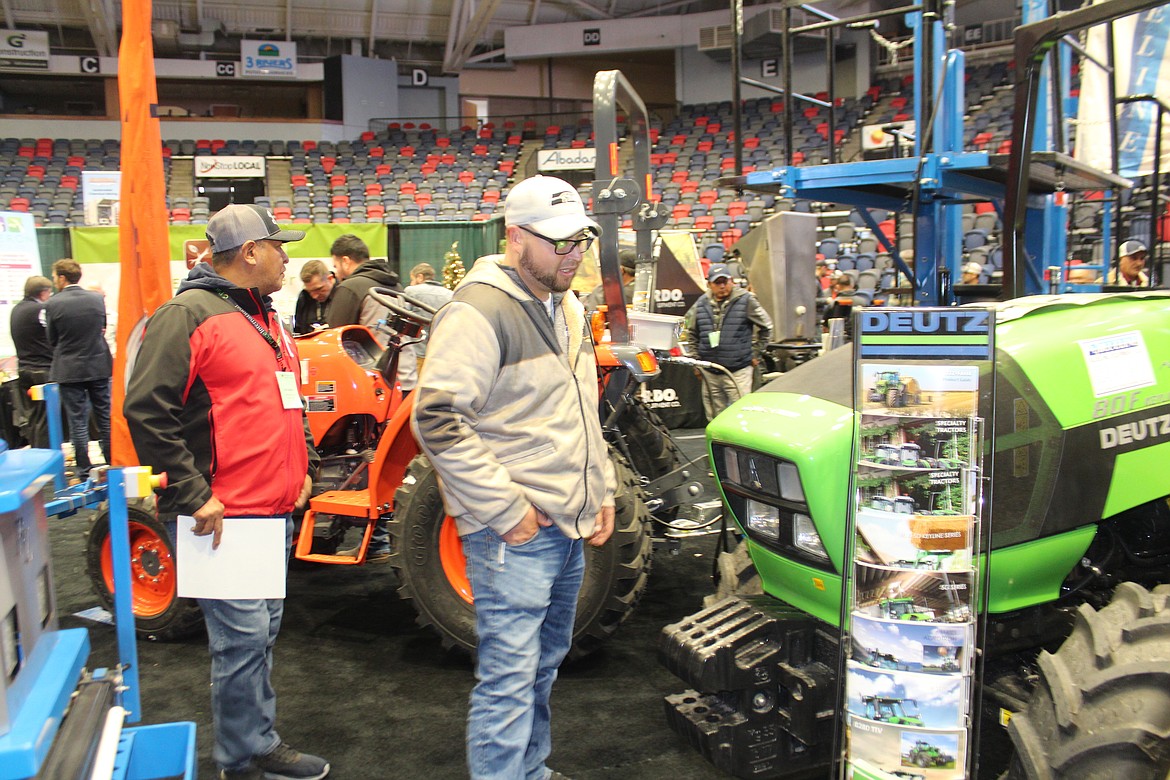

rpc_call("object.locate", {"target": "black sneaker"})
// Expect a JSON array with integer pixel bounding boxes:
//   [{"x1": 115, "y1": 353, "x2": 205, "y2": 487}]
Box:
[
  {"x1": 337, "y1": 545, "x2": 391, "y2": 564},
  {"x1": 219, "y1": 768, "x2": 263, "y2": 780},
  {"x1": 253, "y1": 742, "x2": 330, "y2": 780}
]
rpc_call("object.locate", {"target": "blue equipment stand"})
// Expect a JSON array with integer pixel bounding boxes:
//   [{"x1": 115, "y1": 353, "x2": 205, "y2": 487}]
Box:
[{"x1": 0, "y1": 441, "x2": 195, "y2": 779}]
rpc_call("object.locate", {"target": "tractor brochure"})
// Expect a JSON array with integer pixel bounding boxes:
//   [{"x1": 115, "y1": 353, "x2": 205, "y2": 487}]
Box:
[
  {"x1": 853, "y1": 566, "x2": 974, "y2": 624},
  {"x1": 850, "y1": 615, "x2": 971, "y2": 675},
  {"x1": 847, "y1": 717, "x2": 967, "y2": 779},
  {"x1": 846, "y1": 664, "x2": 968, "y2": 730}
]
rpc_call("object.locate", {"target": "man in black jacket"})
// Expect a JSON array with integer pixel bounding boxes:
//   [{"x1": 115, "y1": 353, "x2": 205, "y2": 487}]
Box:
[
  {"x1": 680, "y1": 263, "x2": 773, "y2": 421},
  {"x1": 9, "y1": 275, "x2": 54, "y2": 448},
  {"x1": 45, "y1": 259, "x2": 113, "y2": 475},
  {"x1": 326, "y1": 234, "x2": 400, "y2": 346},
  {"x1": 292, "y1": 259, "x2": 336, "y2": 334}
]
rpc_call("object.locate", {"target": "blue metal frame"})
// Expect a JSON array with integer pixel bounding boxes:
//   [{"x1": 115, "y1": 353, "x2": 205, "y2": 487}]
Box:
[{"x1": 719, "y1": 1, "x2": 1126, "y2": 304}]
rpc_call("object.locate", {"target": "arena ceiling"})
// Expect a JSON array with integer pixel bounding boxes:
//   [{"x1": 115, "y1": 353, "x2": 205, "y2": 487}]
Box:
[{"x1": 3, "y1": 0, "x2": 879, "y2": 73}]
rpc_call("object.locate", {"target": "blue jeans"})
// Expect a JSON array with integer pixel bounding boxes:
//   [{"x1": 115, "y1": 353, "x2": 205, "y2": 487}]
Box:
[
  {"x1": 59, "y1": 378, "x2": 111, "y2": 471},
  {"x1": 462, "y1": 525, "x2": 584, "y2": 780},
  {"x1": 197, "y1": 516, "x2": 293, "y2": 772}
]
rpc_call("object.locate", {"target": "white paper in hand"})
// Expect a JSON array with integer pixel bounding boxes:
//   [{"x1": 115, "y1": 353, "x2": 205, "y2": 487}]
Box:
[{"x1": 176, "y1": 516, "x2": 287, "y2": 599}]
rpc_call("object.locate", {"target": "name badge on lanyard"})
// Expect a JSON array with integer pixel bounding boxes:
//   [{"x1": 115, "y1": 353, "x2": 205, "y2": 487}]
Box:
[{"x1": 276, "y1": 371, "x2": 303, "y2": 409}]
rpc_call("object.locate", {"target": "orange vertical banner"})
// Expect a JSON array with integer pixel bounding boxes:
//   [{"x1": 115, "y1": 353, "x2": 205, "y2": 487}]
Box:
[{"x1": 112, "y1": 0, "x2": 173, "y2": 465}]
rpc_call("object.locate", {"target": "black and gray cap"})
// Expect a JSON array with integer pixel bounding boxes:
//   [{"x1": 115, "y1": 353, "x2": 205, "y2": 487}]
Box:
[{"x1": 207, "y1": 204, "x2": 306, "y2": 253}]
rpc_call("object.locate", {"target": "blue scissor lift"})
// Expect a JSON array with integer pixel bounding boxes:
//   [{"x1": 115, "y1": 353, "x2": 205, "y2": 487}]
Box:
[{"x1": 718, "y1": 0, "x2": 1133, "y2": 304}]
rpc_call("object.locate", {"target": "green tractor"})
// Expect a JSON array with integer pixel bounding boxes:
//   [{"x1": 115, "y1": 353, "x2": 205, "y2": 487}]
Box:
[
  {"x1": 661, "y1": 293, "x2": 1170, "y2": 778},
  {"x1": 861, "y1": 647, "x2": 908, "y2": 671},
  {"x1": 862, "y1": 695, "x2": 923, "y2": 726},
  {"x1": 871, "y1": 442, "x2": 930, "y2": 468},
  {"x1": 906, "y1": 740, "x2": 954, "y2": 768},
  {"x1": 880, "y1": 597, "x2": 936, "y2": 621},
  {"x1": 868, "y1": 370, "x2": 920, "y2": 408},
  {"x1": 869, "y1": 495, "x2": 916, "y2": 515}
]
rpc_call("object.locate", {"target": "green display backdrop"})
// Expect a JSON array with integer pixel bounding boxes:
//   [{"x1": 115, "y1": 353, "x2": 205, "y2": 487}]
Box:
[
  {"x1": 67, "y1": 223, "x2": 389, "y2": 265},
  {"x1": 388, "y1": 218, "x2": 504, "y2": 278}
]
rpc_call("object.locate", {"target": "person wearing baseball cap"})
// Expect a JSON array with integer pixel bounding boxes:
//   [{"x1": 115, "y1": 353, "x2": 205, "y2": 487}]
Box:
[
  {"x1": 1108, "y1": 239, "x2": 1149, "y2": 287},
  {"x1": 960, "y1": 261, "x2": 982, "y2": 285},
  {"x1": 680, "y1": 259, "x2": 774, "y2": 421},
  {"x1": 125, "y1": 204, "x2": 329, "y2": 780},
  {"x1": 583, "y1": 247, "x2": 637, "y2": 310},
  {"x1": 412, "y1": 175, "x2": 614, "y2": 780}
]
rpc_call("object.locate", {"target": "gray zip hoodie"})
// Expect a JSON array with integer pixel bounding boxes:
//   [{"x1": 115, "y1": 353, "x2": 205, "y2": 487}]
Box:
[{"x1": 411, "y1": 257, "x2": 615, "y2": 539}]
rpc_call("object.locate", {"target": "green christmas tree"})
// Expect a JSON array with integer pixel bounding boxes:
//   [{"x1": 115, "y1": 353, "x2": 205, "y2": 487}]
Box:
[{"x1": 442, "y1": 241, "x2": 465, "y2": 290}]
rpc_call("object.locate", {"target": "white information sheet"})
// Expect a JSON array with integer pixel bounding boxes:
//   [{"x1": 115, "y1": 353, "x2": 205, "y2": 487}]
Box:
[
  {"x1": 1078, "y1": 330, "x2": 1156, "y2": 397},
  {"x1": 176, "y1": 516, "x2": 287, "y2": 599}
]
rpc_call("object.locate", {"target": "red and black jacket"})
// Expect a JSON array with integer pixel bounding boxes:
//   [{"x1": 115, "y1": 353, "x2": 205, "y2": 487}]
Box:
[{"x1": 125, "y1": 265, "x2": 318, "y2": 519}]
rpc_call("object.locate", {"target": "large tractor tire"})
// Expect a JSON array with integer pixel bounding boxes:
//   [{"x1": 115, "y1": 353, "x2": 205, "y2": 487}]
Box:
[
  {"x1": 85, "y1": 505, "x2": 203, "y2": 641},
  {"x1": 613, "y1": 400, "x2": 678, "y2": 484},
  {"x1": 389, "y1": 450, "x2": 652, "y2": 661},
  {"x1": 1006, "y1": 582, "x2": 1170, "y2": 779}
]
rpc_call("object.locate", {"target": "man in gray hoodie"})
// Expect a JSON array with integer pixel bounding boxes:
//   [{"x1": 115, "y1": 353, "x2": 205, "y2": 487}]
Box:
[{"x1": 413, "y1": 175, "x2": 615, "y2": 780}]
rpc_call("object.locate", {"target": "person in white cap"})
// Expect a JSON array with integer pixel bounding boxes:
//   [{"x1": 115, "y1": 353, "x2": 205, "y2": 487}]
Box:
[
  {"x1": 1107, "y1": 239, "x2": 1149, "y2": 287},
  {"x1": 125, "y1": 204, "x2": 329, "y2": 780},
  {"x1": 960, "y1": 261, "x2": 982, "y2": 285},
  {"x1": 412, "y1": 175, "x2": 615, "y2": 780}
]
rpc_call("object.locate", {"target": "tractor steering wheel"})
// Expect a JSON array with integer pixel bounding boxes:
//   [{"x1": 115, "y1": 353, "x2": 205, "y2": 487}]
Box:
[{"x1": 367, "y1": 286, "x2": 438, "y2": 326}]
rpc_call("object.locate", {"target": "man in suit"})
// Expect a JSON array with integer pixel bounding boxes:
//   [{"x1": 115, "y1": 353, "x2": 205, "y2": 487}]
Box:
[
  {"x1": 45, "y1": 258, "x2": 113, "y2": 476},
  {"x1": 9, "y1": 275, "x2": 54, "y2": 448}
]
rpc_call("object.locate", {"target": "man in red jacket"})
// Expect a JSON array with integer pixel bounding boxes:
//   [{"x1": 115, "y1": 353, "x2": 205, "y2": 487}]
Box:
[{"x1": 125, "y1": 204, "x2": 328, "y2": 780}]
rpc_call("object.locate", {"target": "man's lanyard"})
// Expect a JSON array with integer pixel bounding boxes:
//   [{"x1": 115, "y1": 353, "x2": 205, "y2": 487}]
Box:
[{"x1": 218, "y1": 292, "x2": 289, "y2": 371}]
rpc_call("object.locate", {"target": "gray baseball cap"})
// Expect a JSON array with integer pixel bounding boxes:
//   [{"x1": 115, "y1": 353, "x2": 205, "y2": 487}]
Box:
[
  {"x1": 1119, "y1": 239, "x2": 1147, "y2": 258},
  {"x1": 206, "y1": 204, "x2": 305, "y2": 253}
]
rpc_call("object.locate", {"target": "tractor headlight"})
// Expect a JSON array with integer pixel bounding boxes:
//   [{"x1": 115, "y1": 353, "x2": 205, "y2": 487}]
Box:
[
  {"x1": 778, "y1": 461, "x2": 805, "y2": 502},
  {"x1": 792, "y1": 513, "x2": 829, "y2": 563},
  {"x1": 746, "y1": 500, "x2": 780, "y2": 540}
]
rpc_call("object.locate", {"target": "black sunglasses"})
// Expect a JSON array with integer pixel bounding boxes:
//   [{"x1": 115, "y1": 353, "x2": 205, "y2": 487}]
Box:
[{"x1": 518, "y1": 225, "x2": 595, "y2": 256}]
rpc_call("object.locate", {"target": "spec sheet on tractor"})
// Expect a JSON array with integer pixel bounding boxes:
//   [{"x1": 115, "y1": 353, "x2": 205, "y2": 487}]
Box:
[{"x1": 176, "y1": 516, "x2": 287, "y2": 599}]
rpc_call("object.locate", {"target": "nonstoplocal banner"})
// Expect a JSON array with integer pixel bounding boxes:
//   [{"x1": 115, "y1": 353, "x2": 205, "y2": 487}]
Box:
[
  {"x1": 0, "y1": 212, "x2": 42, "y2": 359},
  {"x1": 194, "y1": 156, "x2": 267, "y2": 178}
]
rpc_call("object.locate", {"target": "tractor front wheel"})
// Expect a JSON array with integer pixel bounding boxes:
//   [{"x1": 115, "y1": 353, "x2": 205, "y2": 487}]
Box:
[
  {"x1": 1007, "y1": 582, "x2": 1170, "y2": 779},
  {"x1": 85, "y1": 505, "x2": 203, "y2": 641},
  {"x1": 389, "y1": 450, "x2": 652, "y2": 661}
]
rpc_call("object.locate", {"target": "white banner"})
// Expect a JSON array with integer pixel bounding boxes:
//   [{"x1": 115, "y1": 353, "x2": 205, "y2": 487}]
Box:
[
  {"x1": 0, "y1": 212, "x2": 43, "y2": 359},
  {"x1": 241, "y1": 40, "x2": 297, "y2": 78},
  {"x1": 0, "y1": 30, "x2": 49, "y2": 71},
  {"x1": 537, "y1": 148, "x2": 597, "y2": 171},
  {"x1": 194, "y1": 156, "x2": 267, "y2": 178},
  {"x1": 1075, "y1": 6, "x2": 1170, "y2": 178},
  {"x1": 81, "y1": 170, "x2": 122, "y2": 226}
]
